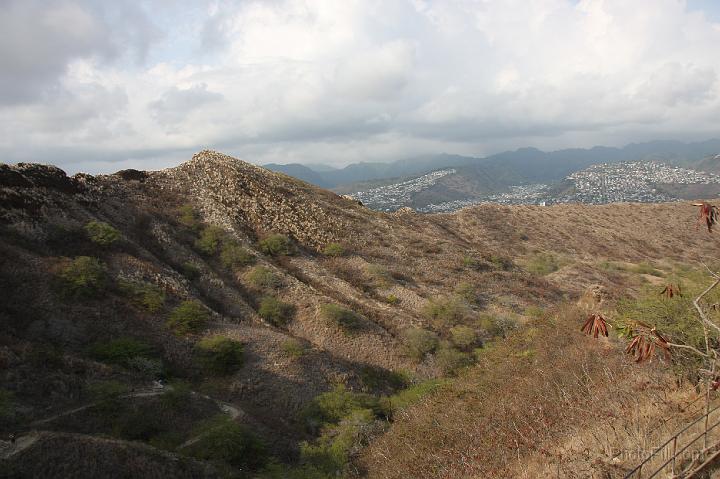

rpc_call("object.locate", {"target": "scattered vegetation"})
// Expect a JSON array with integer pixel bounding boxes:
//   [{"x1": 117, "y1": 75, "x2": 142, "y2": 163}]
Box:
[
  {"x1": 167, "y1": 300, "x2": 209, "y2": 335},
  {"x1": 88, "y1": 337, "x2": 154, "y2": 366},
  {"x1": 323, "y1": 242, "x2": 345, "y2": 257},
  {"x1": 365, "y1": 263, "x2": 393, "y2": 288},
  {"x1": 479, "y1": 314, "x2": 519, "y2": 339},
  {"x1": 435, "y1": 343, "x2": 472, "y2": 375},
  {"x1": 281, "y1": 338, "x2": 308, "y2": 358},
  {"x1": 186, "y1": 415, "x2": 267, "y2": 471},
  {"x1": 423, "y1": 295, "x2": 470, "y2": 329},
  {"x1": 320, "y1": 304, "x2": 364, "y2": 334},
  {"x1": 401, "y1": 327, "x2": 439, "y2": 361},
  {"x1": 84, "y1": 221, "x2": 121, "y2": 246},
  {"x1": 449, "y1": 325, "x2": 479, "y2": 350},
  {"x1": 219, "y1": 241, "x2": 254, "y2": 268},
  {"x1": 178, "y1": 204, "x2": 201, "y2": 230},
  {"x1": 117, "y1": 280, "x2": 165, "y2": 312},
  {"x1": 258, "y1": 233, "x2": 294, "y2": 256},
  {"x1": 301, "y1": 385, "x2": 387, "y2": 433},
  {"x1": 526, "y1": 252, "x2": 561, "y2": 275},
  {"x1": 359, "y1": 366, "x2": 408, "y2": 393},
  {"x1": 88, "y1": 380, "x2": 129, "y2": 413},
  {"x1": 58, "y1": 256, "x2": 108, "y2": 298},
  {"x1": 181, "y1": 261, "x2": 201, "y2": 280},
  {"x1": 0, "y1": 389, "x2": 17, "y2": 428},
  {"x1": 385, "y1": 294, "x2": 400, "y2": 305},
  {"x1": 195, "y1": 336, "x2": 244, "y2": 375},
  {"x1": 245, "y1": 266, "x2": 281, "y2": 289},
  {"x1": 385, "y1": 379, "x2": 447, "y2": 414},
  {"x1": 454, "y1": 282, "x2": 478, "y2": 304},
  {"x1": 194, "y1": 226, "x2": 226, "y2": 256},
  {"x1": 258, "y1": 295, "x2": 295, "y2": 326},
  {"x1": 630, "y1": 261, "x2": 664, "y2": 277}
]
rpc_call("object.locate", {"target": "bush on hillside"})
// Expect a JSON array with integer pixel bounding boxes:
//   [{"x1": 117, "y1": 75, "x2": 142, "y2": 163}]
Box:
[
  {"x1": 449, "y1": 325, "x2": 479, "y2": 351},
  {"x1": 186, "y1": 415, "x2": 267, "y2": 470},
  {"x1": 258, "y1": 234, "x2": 293, "y2": 256},
  {"x1": 167, "y1": 301, "x2": 209, "y2": 335},
  {"x1": 118, "y1": 280, "x2": 165, "y2": 312},
  {"x1": 220, "y1": 241, "x2": 254, "y2": 268},
  {"x1": 88, "y1": 337, "x2": 154, "y2": 366},
  {"x1": 195, "y1": 336, "x2": 244, "y2": 375},
  {"x1": 300, "y1": 408, "x2": 380, "y2": 476},
  {"x1": 435, "y1": 344, "x2": 472, "y2": 375},
  {"x1": 0, "y1": 389, "x2": 17, "y2": 428},
  {"x1": 301, "y1": 385, "x2": 385, "y2": 432},
  {"x1": 323, "y1": 242, "x2": 345, "y2": 257},
  {"x1": 281, "y1": 338, "x2": 308, "y2": 358},
  {"x1": 479, "y1": 314, "x2": 519, "y2": 339},
  {"x1": 84, "y1": 221, "x2": 121, "y2": 247},
  {"x1": 181, "y1": 262, "x2": 201, "y2": 280},
  {"x1": 244, "y1": 266, "x2": 281, "y2": 289},
  {"x1": 423, "y1": 295, "x2": 470, "y2": 329},
  {"x1": 365, "y1": 263, "x2": 393, "y2": 288},
  {"x1": 178, "y1": 204, "x2": 201, "y2": 230},
  {"x1": 400, "y1": 327, "x2": 439, "y2": 361},
  {"x1": 58, "y1": 256, "x2": 108, "y2": 298},
  {"x1": 359, "y1": 366, "x2": 408, "y2": 393},
  {"x1": 386, "y1": 379, "x2": 447, "y2": 414},
  {"x1": 258, "y1": 295, "x2": 295, "y2": 326},
  {"x1": 88, "y1": 380, "x2": 129, "y2": 414},
  {"x1": 454, "y1": 282, "x2": 478, "y2": 304},
  {"x1": 320, "y1": 304, "x2": 364, "y2": 334},
  {"x1": 526, "y1": 253, "x2": 560, "y2": 275},
  {"x1": 195, "y1": 226, "x2": 226, "y2": 256}
]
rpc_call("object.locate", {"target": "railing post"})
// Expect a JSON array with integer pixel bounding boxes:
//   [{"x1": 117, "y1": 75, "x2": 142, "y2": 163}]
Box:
[
  {"x1": 638, "y1": 463, "x2": 642, "y2": 479},
  {"x1": 672, "y1": 436, "x2": 677, "y2": 475}
]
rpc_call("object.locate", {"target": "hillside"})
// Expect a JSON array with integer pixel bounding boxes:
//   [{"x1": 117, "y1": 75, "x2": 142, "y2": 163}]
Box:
[{"x1": 2, "y1": 151, "x2": 720, "y2": 477}]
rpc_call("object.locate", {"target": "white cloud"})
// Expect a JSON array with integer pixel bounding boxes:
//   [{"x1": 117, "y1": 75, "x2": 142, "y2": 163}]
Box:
[{"x1": 1, "y1": 0, "x2": 720, "y2": 172}]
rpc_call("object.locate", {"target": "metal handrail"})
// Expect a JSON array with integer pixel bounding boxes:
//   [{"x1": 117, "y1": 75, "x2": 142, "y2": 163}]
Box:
[
  {"x1": 623, "y1": 401, "x2": 720, "y2": 479},
  {"x1": 645, "y1": 415, "x2": 720, "y2": 478}
]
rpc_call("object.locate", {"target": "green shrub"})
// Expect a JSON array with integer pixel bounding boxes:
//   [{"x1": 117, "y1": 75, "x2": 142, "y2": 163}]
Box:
[
  {"x1": 449, "y1": 325, "x2": 478, "y2": 350},
  {"x1": 125, "y1": 356, "x2": 164, "y2": 378},
  {"x1": 58, "y1": 256, "x2": 107, "y2": 298},
  {"x1": 400, "y1": 327, "x2": 439, "y2": 361},
  {"x1": 323, "y1": 242, "x2": 345, "y2": 257},
  {"x1": 196, "y1": 336, "x2": 244, "y2": 375},
  {"x1": 159, "y1": 381, "x2": 192, "y2": 410},
  {"x1": 187, "y1": 415, "x2": 267, "y2": 470},
  {"x1": 359, "y1": 366, "x2": 408, "y2": 392},
  {"x1": 0, "y1": 389, "x2": 17, "y2": 428},
  {"x1": 220, "y1": 241, "x2": 254, "y2": 268},
  {"x1": 435, "y1": 345, "x2": 472, "y2": 375},
  {"x1": 454, "y1": 282, "x2": 478, "y2": 304},
  {"x1": 167, "y1": 300, "x2": 209, "y2": 335},
  {"x1": 281, "y1": 338, "x2": 308, "y2": 358},
  {"x1": 423, "y1": 296, "x2": 470, "y2": 329},
  {"x1": 488, "y1": 254, "x2": 513, "y2": 271},
  {"x1": 479, "y1": 314, "x2": 519, "y2": 339},
  {"x1": 84, "y1": 221, "x2": 121, "y2": 246},
  {"x1": 118, "y1": 280, "x2": 165, "y2": 312},
  {"x1": 178, "y1": 205, "x2": 201, "y2": 230},
  {"x1": 385, "y1": 294, "x2": 400, "y2": 305},
  {"x1": 300, "y1": 409, "x2": 378, "y2": 476},
  {"x1": 195, "y1": 226, "x2": 226, "y2": 256},
  {"x1": 301, "y1": 385, "x2": 384, "y2": 432},
  {"x1": 387, "y1": 379, "x2": 447, "y2": 413},
  {"x1": 258, "y1": 234, "x2": 293, "y2": 256},
  {"x1": 88, "y1": 337, "x2": 153, "y2": 366},
  {"x1": 258, "y1": 296, "x2": 294, "y2": 326},
  {"x1": 244, "y1": 266, "x2": 281, "y2": 289},
  {"x1": 179, "y1": 262, "x2": 200, "y2": 281},
  {"x1": 527, "y1": 253, "x2": 560, "y2": 275},
  {"x1": 320, "y1": 304, "x2": 364, "y2": 334},
  {"x1": 88, "y1": 380, "x2": 128, "y2": 413}
]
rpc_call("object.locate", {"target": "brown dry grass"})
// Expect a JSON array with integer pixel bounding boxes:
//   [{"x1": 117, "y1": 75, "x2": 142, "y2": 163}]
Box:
[{"x1": 359, "y1": 304, "x2": 705, "y2": 479}]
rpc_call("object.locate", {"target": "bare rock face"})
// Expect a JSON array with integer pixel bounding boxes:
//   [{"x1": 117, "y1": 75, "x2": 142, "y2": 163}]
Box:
[{"x1": 4, "y1": 163, "x2": 82, "y2": 193}]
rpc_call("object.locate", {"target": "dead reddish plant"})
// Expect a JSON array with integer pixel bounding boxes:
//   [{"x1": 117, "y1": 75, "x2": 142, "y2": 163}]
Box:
[
  {"x1": 659, "y1": 284, "x2": 682, "y2": 299},
  {"x1": 580, "y1": 313, "x2": 609, "y2": 338}
]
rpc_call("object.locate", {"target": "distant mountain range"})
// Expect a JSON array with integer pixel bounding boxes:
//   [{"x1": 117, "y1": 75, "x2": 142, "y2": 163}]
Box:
[{"x1": 264, "y1": 139, "x2": 720, "y2": 190}]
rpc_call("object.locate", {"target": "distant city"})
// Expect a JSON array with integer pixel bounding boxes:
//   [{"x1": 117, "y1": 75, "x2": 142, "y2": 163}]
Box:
[{"x1": 350, "y1": 161, "x2": 720, "y2": 213}]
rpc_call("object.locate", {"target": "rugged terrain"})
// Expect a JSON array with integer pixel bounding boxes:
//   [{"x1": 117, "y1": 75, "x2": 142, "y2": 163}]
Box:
[{"x1": 2, "y1": 151, "x2": 720, "y2": 478}]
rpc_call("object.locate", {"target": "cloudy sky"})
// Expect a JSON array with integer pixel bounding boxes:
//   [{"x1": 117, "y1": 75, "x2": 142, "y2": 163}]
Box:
[{"x1": 2, "y1": 0, "x2": 720, "y2": 173}]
